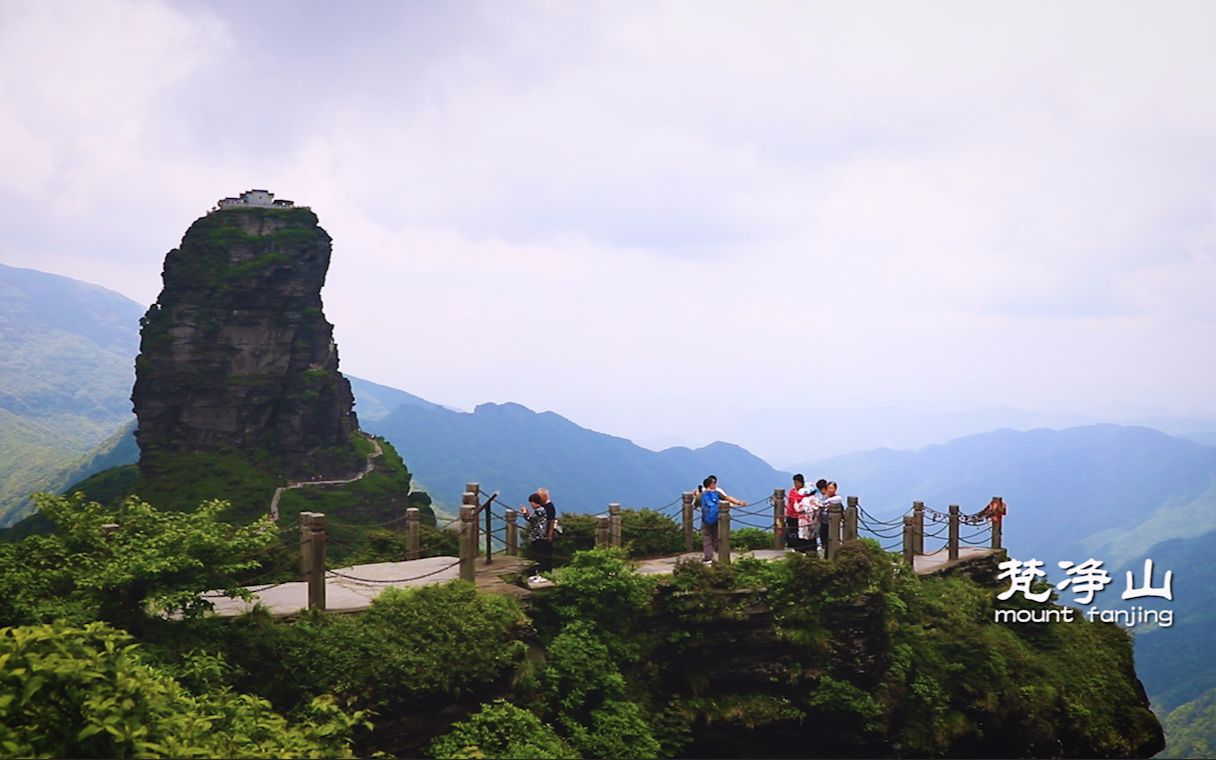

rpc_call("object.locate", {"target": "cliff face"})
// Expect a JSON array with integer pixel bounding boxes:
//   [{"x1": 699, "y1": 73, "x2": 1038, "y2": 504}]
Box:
[{"x1": 132, "y1": 206, "x2": 360, "y2": 479}]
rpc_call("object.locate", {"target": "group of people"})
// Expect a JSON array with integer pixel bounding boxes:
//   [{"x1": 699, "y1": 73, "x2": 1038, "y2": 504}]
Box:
[
  {"x1": 518, "y1": 487, "x2": 557, "y2": 583},
  {"x1": 783, "y1": 474, "x2": 843, "y2": 555},
  {"x1": 695, "y1": 473, "x2": 844, "y2": 562},
  {"x1": 519, "y1": 473, "x2": 846, "y2": 578}
]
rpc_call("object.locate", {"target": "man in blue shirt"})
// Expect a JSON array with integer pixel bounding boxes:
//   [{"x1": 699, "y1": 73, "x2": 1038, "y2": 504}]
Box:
[{"x1": 699, "y1": 475, "x2": 746, "y2": 563}]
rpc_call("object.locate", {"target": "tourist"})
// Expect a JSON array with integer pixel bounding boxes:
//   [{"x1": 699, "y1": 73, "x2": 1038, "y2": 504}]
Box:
[
  {"x1": 520, "y1": 492, "x2": 553, "y2": 582},
  {"x1": 700, "y1": 475, "x2": 746, "y2": 564},
  {"x1": 798, "y1": 483, "x2": 823, "y2": 553},
  {"x1": 818, "y1": 480, "x2": 843, "y2": 554},
  {"x1": 786, "y1": 474, "x2": 817, "y2": 552},
  {"x1": 537, "y1": 488, "x2": 557, "y2": 532}
]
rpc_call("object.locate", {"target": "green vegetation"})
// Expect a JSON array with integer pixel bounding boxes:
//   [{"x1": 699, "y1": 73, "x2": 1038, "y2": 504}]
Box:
[
  {"x1": 0, "y1": 494, "x2": 273, "y2": 629},
  {"x1": 0, "y1": 621, "x2": 364, "y2": 759},
  {"x1": 0, "y1": 489, "x2": 1164, "y2": 757},
  {"x1": 429, "y1": 700, "x2": 574, "y2": 759},
  {"x1": 1163, "y1": 686, "x2": 1216, "y2": 758}
]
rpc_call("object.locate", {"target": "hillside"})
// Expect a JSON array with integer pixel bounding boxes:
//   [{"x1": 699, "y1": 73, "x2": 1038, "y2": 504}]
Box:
[
  {"x1": 796, "y1": 424, "x2": 1216, "y2": 569},
  {"x1": 364, "y1": 401, "x2": 790, "y2": 513},
  {"x1": 0, "y1": 263, "x2": 143, "y2": 525}
]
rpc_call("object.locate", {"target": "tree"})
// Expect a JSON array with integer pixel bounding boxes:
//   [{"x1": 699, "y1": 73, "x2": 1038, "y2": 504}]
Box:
[{"x1": 0, "y1": 493, "x2": 275, "y2": 628}]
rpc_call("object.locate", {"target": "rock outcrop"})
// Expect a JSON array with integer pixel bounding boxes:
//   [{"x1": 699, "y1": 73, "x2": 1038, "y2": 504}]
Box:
[{"x1": 132, "y1": 205, "x2": 360, "y2": 479}]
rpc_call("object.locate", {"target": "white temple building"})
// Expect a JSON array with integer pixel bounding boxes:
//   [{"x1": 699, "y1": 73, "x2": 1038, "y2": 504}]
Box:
[{"x1": 214, "y1": 189, "x2": 296, "y2": 211}]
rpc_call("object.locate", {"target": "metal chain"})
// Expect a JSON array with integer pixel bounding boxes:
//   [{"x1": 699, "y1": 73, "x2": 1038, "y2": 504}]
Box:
[{"x1": 325, "y1": 557, "x2": 463, "y2": 585}]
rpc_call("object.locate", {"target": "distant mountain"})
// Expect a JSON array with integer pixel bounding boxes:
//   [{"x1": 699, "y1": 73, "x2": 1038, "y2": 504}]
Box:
[
  {"x1": 364, "y1": 401, "x2": 789, "y2": 514},
  {"x1": 796, "y1": 424, "x2": 1216, "y2": 569},
  {"x1": 1183, "y1": 431, "x2": 1216, "y2": 448},
  {"x1": 0, "y1": 263, "x2": 145, "y2": 525},
  {"x1": 0, "y1": 262, "x2": 142, "y2": 442},
  {"x1": 347, "y1": 375, "x2": 442, "y2": 421}
]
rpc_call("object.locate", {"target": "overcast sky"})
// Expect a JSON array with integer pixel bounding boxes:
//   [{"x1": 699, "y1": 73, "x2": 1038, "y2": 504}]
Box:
[{"x1": 2, "y1": 0, "x2": 1214, "y2": 465}]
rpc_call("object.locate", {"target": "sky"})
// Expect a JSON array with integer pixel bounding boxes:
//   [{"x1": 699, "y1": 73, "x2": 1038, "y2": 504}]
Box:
[{"x1": 2, "y1": 0, "x2": 1215, "y2": 466}]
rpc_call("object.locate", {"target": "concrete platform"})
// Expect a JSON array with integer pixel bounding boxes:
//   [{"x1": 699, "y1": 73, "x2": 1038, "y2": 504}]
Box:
[
  {"x1": 205, "y1": 556, "x2": 465, "y2": 618},
  {"x1": 912, "y1": 546, "x2": 996, "y2": 575}
]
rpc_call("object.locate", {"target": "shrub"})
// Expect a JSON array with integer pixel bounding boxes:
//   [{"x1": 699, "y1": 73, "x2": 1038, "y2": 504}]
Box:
[
  {"x1": 0, "y1": 621, "x2": 364, "y2": 758},
  {"x1": 731, "y1": 526, "x2": 773, "y2": 551},
  {"x1": 428, "y1": 699, "x2": 574, "y2": 759},
  {"x1": 548, "y1": 550, "x2": 654, "y2": 654},
  {"x1": 224, "y1": 581, "x2": 529, "y2": 714},
  {"x1": 620, "y1": 509, "x2": 683, "y2": 557},
  {"x1": 0, "y1": 494, "x2": 273, "y2": 628}
]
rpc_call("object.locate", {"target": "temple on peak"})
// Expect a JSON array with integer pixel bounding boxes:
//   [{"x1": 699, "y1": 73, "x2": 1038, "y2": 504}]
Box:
[{"x1": 213, "y1": 188, "x2": 298, "y2": 212}]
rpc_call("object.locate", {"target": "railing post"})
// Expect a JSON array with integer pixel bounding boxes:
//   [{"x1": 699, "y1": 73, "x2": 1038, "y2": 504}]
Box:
[
  {"x1": 485, "y1": 494, "x2": 493, "y2": 564},
  {"x1": 773, "y1": 488, "x2": 786, "y2": 550},
  {"x1": 826, "y1": 502, "x2": 842, "y2": 560},
  {"x1": 609, "y1": 503, "x2": 622, "y2": 549},
  {"x1": 596, "y1": 515, "x2": 610, "y2": 548},
  {"x1": 948, "y1": 504, "x2": 960, "y2": 561},
  {"x1": 991, "y1": 496, "x2": 1003, "y2": 550},
  {"x1": 505, "y1": 509, "x2": 518, "y2": 556},
  {"x1": 405, "y1": 507, "x2": 421, "y2": 560},
  {"x1": 299, "y1": 511, "x2": 316, "y2": 579},
  {"x1": 308, "y1": 513, "x2": 326, "y2": 611},
  {"x1": 464, "y1": 484, "x2": 479, "y2": 560},
  {"x1": 844, "y1": 496, "x2": 859, "y2": 542},
  {"x1": 913, "y1": 501, "x2": 925, "y2": 555},
  {"x1": 902, "y1": 515, "x2": 915, "y2": 567},
  {"x1": 459, "y1": 505, "x2": 476, "y2": 582},
  {"x1": 682, "y1": 492, "x2": 695, "y2": 553},
  {"x1": 718, "y1": 502, "x2": 731, "y2": 565}
]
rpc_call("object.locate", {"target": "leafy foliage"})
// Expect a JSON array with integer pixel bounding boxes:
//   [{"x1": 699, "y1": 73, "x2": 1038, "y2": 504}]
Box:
[
  {"x1": 218, "y1": 582, "x2": 529, "y2": 715},
  {"x1": 730, "y1": 526, "x2": 773, "y2": 551},
  {"x1": 0, "y1": 493, "x2": 273, "y2": 628},
  {"x1": 545, "y1": 549, "x2": 654, "y2": 656},
  {"x1": 0, "y1": 620, "x2": 364, "y2": 759},
  {"x1": 428, "y1": 699, "x2": 574, "y2": 759}
]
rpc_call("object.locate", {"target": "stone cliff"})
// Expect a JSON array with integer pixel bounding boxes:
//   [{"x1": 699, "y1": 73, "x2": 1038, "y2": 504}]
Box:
[{"x1": 132, "y1": 205, "x2": 361, "y2": 480}]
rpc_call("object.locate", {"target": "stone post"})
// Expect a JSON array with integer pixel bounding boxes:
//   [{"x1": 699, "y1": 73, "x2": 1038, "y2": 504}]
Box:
[
  {"x1": 405, "y1": 507, "x2": 421, "y2": 560},
  {"x1": 596, "y1": 515, "x2": 610, "y2": 549},
  {"x1": 299, "y1": 511, "x2": 316, "y2": 579},
  {"x1": 308, "y1": 513, "x2": 326, "y2": 611},
  {"x1": 773, "y1": 488, "x2": 786, "y2": 550},
  {"x1": 682, "y1": 492, "x2": 695, "y2": 553},
  {"x1": 505, "y1": 509, "x2": 518, "y2": 556},
  {"x1": 717, "y1": 502, "x2": 732, "y2": 565},
  {"x1": 827, "y1": 502, "x2": 843, "y2": 560},
  {"x1": 902, "y1": 515, "x2": 915, "y2": 567},
  {"x1": 913, "y1": 501, "x2": 925, "y2": 555},
  {"x1": 459, "y1": 505, "x2": 476, "y2": 582},
  {"x1": 991, "y1": 496, "x2": 1003, "y2": 550},
  {"x1": 948, "y1": 504, "x2": 960, "y2": 561},
  {"x1": 844, "y1": 496, "x2": 859, "y2": 542},
  {"x1": 463, "y1": 485, "x2": 479, "y2": 560},
  {"x1": 609, "y1": 503, "x2": 622, "y2": 549}
]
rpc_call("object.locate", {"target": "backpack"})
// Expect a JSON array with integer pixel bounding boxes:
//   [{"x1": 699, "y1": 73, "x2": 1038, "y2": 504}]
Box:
[{"x1": 701, "y1": 489, "x2": 721, "y2": 525}]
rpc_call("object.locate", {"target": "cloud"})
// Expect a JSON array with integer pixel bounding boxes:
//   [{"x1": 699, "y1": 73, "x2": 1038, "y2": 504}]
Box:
[{"x1": 2, "y1": 0, "x2": 1214, "y2": 462}]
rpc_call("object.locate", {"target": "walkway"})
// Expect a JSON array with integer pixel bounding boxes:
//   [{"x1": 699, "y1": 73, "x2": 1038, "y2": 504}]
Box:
[
  {"x1": 205, "y1": 546, "x2": 998, "y2": 618},
  {"x1": 207, "y1": 554, "x2": 532, "y2": 618},
  {"x1": 269, "y1": 435, "x2": 383, "y2": 521}
]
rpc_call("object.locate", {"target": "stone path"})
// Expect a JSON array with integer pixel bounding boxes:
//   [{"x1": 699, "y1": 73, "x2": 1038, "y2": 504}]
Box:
[
  {"x1": 205, "y1": 546, "x2": 999, "y2": 619},
  {"x1": 269, "y1": 435, "x2": 383, "y2": 521},
  {"x1": 911, "y1": 546, "x2": 996, "y2": 574},
  {"x1": 206, "y1": 553, "x2": 535, "y2": 618}
]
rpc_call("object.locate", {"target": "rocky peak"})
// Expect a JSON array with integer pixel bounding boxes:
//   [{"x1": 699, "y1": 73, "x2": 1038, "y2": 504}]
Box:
[{"x1": 132, "y1": 204, "x2": 361, "y2": 479}]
